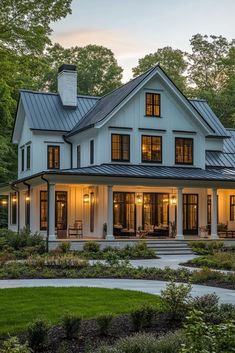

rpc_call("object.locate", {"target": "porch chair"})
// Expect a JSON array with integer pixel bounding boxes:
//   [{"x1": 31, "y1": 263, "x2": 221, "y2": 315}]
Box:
[{"x1": 68, "y1": 220, "x2": 83, "y2": 239}]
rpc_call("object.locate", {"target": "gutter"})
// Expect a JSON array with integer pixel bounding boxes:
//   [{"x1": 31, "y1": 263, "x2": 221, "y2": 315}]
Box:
[
  {"x1": 41, "y1": 175, "x2": 50, "y2": 252},
  {"x1": 11, "y1": 184, "x2": 20, "y2": 233},
  {"x1": 63, "y1": 135, "x2": 73, "y2": 169}
]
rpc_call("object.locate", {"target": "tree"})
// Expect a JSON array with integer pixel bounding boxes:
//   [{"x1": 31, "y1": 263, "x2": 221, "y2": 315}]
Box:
[
  {"x1": 40, "y1": 44, "x2": 123, "y2": 96},
  {"x1": 132, "y1": 47, "x2": 187, "y2": 92}
]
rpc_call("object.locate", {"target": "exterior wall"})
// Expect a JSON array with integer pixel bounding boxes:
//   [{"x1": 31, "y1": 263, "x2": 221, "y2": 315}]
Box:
[
  {"x1": 205, "y1": 138, "x2": 224, "y2": 151},
  {"x1": 18, "y1": 117, "x2": 33, "y2": 179}
]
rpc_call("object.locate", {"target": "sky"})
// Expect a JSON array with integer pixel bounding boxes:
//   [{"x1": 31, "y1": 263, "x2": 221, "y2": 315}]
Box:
[{"x1": 51, "y1": 0, "x2": 235, "y2": 82}]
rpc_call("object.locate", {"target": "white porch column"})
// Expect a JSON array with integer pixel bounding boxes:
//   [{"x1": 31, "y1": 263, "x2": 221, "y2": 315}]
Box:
[
  {"x1": 106, "y1": 185, "x2": 114, "y2": 240},
  {"x1": 48, "y1": 183, "x2": 56, "y2": 240},
  {"x1": 176, "y1": 187, "x2": 184, "y2": 239},
  {"x1": 211, "y1": 188, "x2": 218, "y2": 239}
]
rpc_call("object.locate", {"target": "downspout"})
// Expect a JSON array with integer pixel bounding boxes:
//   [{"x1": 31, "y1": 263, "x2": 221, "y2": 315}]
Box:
[
  {"x1": 63, "y1": 135, "x2": 73, "y2": 169},
  {"x1": 23, "y1": 181, "x2": 31, "y2": 231},
  {"x1": 41, "y1": 175, "x2": 49, "y2": 252},
  {"x1": 11, "y1": 184, "x2": 20, "y2": 234}
]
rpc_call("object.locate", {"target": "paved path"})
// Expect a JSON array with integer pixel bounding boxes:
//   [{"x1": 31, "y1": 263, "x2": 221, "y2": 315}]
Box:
[{"x1": 0, "y1": 278, "x2": 235, "y2": 304}]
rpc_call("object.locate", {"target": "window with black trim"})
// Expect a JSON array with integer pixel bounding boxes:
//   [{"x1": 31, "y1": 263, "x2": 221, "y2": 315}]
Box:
[
  {"x1": 21, "y1": 148, "x2": 24, "y2": 171},
  {"x1": 77, "y1": 145, "x2": 81, "y2": 168},
  {"x1": 90, "y1": 140, "x2": 94, "y2": 165},
  {"x1": 10, "y1": 193, "x2": 17, "y2": 225},
  {"x1": 40, "y1": 191, "x2": 48, "y2": 230},
  {"x1": 141, "y1": 135, "x2": 162, "y2": 163},
  {"x1": 230, "y1": 196, "x2": 235, "y2": 221},
  {"x1": 47, "y1": 145, "x2": 60, "y2": 169},
  {"x1": 175, "y1": 138, "x2": 193, "y2": 165},
  {"x1": 111, "y1": 134, "x2": 130, "y2": 162},
  {"x1": 146, "y1": 93, "x2": 160, "y2": 117},
  {"x1": 26, "y1": 145, "x2": 31, "y2": 170}
]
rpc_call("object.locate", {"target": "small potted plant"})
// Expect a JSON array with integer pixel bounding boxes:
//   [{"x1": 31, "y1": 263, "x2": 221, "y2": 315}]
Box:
[{"x1": 199, "y1": 225, "x2": 209, "y2": 238}]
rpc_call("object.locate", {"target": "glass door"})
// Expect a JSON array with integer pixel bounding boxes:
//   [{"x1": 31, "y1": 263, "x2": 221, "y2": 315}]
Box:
[
  {"x1": 142, "y1": 193, "x2": 169, "y2": 235},
  {"x1": 183, "y1": 194, "x2": 198, "y2": 235},
  {"x1": 55, "y1": 191, "x2": 67, "y2": 230},
  {"x1": 113, "y1": 192, "x2": 136, "y2": 236}
]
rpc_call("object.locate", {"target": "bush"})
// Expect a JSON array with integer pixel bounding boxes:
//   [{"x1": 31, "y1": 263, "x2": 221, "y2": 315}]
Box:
[
  {"x1": 1, "y1": 337, "x2": 31, "y2": 353},
  {"x1": 189, "y1": 241, "x2": 224, "y2": 255},
  {"x1": 26, "y1": 254, "x2": 88, "y2": 269},
  {"x1": 27, "y1": 318, "x2": 49, "y2": 352},
  {"x1": 0, "y1": 228, "x2": 45, "y2": 253},
  {"x1": 83, "y1": 241, "x2": 100, "y2": 253},
  {"x1": 191, "y1": 267, "x2": 222, "y2": 283},
  {"x1": 161, "y1": 280, "x2": 192, "y2": 319},
  {"x1": 96, "y1": 314, "x2": 113, "y2": 336},
  {"x1": 130, "y1": 303, "x2": 157, "y2": 331},
  {"x1": 96, "y1": 331, "x2": 185, "y2": 353},
  {"x1": 58, "y1": 242, "x2": 71, "y2": 253},
  {"x1": 61, "y1": 313, "x2": 82, "y2": 339},
  {"x1": 190, "y1": 293, "x2": 220, "y2": 323}
]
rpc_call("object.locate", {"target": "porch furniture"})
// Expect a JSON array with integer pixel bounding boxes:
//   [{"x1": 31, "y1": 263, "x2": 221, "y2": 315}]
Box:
[
  {"x1": 145, "y1": 224, "x2": 169, "y2": 237},
  {"x1": 218, "y1": 230, "x2": 235, "y2": 238},
  {"x1": 68, "y1": 220, "x2": 83, "y2": 239}
]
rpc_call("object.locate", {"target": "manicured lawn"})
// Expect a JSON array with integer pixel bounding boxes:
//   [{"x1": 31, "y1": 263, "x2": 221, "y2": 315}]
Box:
[{"x1": 0, "y1": 287, "x2": 162, "y2": 335}]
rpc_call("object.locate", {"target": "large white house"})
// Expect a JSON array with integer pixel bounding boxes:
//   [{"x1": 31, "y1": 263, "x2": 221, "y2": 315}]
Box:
[{"x1": 1, "y1": 64, "x2": 235, "y2": 244}]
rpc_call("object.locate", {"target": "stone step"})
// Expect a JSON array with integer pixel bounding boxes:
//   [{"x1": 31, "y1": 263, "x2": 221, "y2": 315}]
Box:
[{"x1": 146, "y1": 240, "x2": 194, "y2": 255}]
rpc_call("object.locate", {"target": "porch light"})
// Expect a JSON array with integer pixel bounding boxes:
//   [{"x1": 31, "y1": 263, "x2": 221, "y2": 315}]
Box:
[
  {"x1": 83, "y1": 194, "x2": 89, "y2": 203},
  {"x1": 12, "y1": 197, "x2": 17, "y2": 203},
  {"x1": 1, "y1": 200, "x2": 7, "y2": 206},
  {"x1": 171, "y1": 196, "x2": 176, "y2": 205},
  {"x1": 25, "y1": 196, "x2": 30, "y2": 202},
  {"x1": 136, "y1": 194, "x2": 143, "y2": 204}
]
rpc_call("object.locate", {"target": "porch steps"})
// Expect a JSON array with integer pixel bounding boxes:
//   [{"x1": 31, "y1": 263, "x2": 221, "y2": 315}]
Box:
[{"x1": 145, "y1": 240, "x2": 194, "y2": 255}]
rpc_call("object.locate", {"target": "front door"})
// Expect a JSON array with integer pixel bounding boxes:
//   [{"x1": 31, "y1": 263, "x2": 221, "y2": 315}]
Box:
[
  {"x1": 113, "y1": 192, "x2": 136, "y2": 236},
  {"x1": 183, "y1": 194, "x2": 198, "y2": 235},
  {"x1": 55, "y1": 191, "x2": 67, "y2": 230}
]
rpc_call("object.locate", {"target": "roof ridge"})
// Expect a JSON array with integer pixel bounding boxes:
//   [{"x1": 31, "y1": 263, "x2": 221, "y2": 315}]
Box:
[
  {"x1": 20, "y1": 89, "x2": 100, "y2": 100},
  {"x1": 189, "y1": 98, "x2": 207, "y2": 102}
]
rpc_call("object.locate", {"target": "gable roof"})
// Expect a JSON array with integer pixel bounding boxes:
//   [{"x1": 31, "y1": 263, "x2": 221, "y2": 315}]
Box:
[{"x1": 20, "y1": 90, "x2": 99, "y2": 132}]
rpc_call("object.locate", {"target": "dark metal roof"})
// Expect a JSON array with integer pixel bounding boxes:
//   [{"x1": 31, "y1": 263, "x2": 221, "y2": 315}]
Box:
[
  {"x1": 224, "y1": 129, "x2": 235, "y2": 153},
  {"x1": 54, "y1": 164, "x2": 235, "y2": 182},
  {"x1": 206, "y1": 151, "x2": 235, "y2": 168},
  {"x1": 189, "y1": 99, "x2": 230, "y2": 138},
  {"x1": 20, "y1": 90, "x2": 99, "y2": 132}
]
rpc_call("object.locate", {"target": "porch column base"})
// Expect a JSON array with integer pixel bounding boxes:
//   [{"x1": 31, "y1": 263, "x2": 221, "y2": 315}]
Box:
[
  {"x1": 211, "y1": 233, "x2": 219, "y2": 240},
  {"x1": 106, "y1": 234, "x2": 115, "y2": 240},
  {"x1": 175, "y1": 234, "x2": 184, "y2": 240},
  {"x1": 49, "y1": 234, "x2": 56, "y2": 241}
]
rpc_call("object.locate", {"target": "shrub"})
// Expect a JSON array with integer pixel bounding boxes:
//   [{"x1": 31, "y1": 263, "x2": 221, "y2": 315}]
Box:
[
  {"x1": 191, "y1": 267, "x2": 222, "y2": 283},
  {"x1": 1, "y1": 337, "x2": 31, "y2": 353},
  {"x1": 0, "y1": 228, "x2": 45, "y2": 253},
  {"x1": 130, "y1": 303, "x2": 157, "y2": 331},
  {"x1": 83, "y1": 241, "x2": 100, "y2": 253},
  {"x1": 26, "y1": 254, "x2": 88, "y2": 269},
  {"x1": 190, "y1": 293, "x2": 220, "y2": 323},
  {"x1": 161, "y1": 279, "x2": 192, "y2": 319},
  {"x1": 58, "y1": 241, "x2": 71, "y2": 253},
  {"x1": 27, "y1": 318, "x2": 49, "y2": 352},
  {"x1": 96, "y1": 314, "x2": 113, "y2": 336},
  {"x1": 61, "y1": 313, "x2": 82, "y2": 339}
]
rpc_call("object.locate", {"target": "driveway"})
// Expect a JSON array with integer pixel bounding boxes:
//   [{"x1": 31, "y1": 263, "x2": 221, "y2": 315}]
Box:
[{"x1": 0, "y1": 278, "x2": 235, "y2": 304}]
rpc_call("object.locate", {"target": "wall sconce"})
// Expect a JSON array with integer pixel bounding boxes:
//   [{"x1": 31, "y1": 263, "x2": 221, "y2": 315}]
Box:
[
  {"x1": 171, "y1": 195, "x2": 176, "y2": 205},
  {"x1": 83, "y1": 194, "x2": 89, "y2": 203},
  {"x1": 25, "y1": 196, "x2": 30, "y2": 202},
  {"x1": 136, "y1": 194, "x2": 143, "y2": 204},
  {"x1": 12, "y1": 197, "x2": 17, "y2": 203},
  {"x1": 1, "y1": 200, "x2": 7, "y2": 206}
]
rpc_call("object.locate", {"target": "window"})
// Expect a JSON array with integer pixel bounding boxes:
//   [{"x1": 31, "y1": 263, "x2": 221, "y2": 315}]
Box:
[
  {"x1": 77, "y1": 145, "x2": 81, "y2": 168},
  {"x1": 146, "y1": 93, "x2": 160, "y2": 117},
  {"x1": 230, "y1": 196, "x2": 235, "y2": 221},
  {"x1": 183, "y1": 194, "x2": 198, "y2": 235},
  {"x1": 141, "y1": 135, "x2": 162, "y2": 163},
  {"x1": 47, "y1": 145, "x2": 60, "y2": 169},
  {"x1": 26, "y1": 145, "x2": 31, "y2": 170},
  {"x1": 113, "y1": 192, "x2": 135, "y2": 235},
  {"x1": 55, "y1": 191, "x2": 67, "y2": 230},
  {"x1": 90, "y1": 192, "x2": 95, "y2": 232},
  {"x1": 90, "y1": 140, "x2": 94, "y2": 165},
  {"x1": 40, "y1": 191, "x2": 48, "y2": 230},
  {"x1": 21, "y1": 148, "x2": 24, "y2": 171},
  {"x1": 10, "y1": 193, "x2": 17, "y2": 225},
  {"x1": 175, "y1": 138, "x2": 193, "y2": 165},
  {"x1": 111, "y1": 134, "x2": 130, "y2": 162},
  {"x1": 143, "y1": 193, "x2": 169, "y2": 231}
]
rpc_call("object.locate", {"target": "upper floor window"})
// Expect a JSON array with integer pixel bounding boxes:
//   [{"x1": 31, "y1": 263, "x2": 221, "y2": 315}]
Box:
[
  {"x1": 21, "y1": 148, "x2": 24, "y2": 172},
  {"x1": 146, "y1": 93, "x2": 160, "y2": 117},
  {"x1": 26, "y1": 145, "x2": 31, "y2": 170},
  {"x1": 47, "y1": 145, "x2": 60, "y2": 169},
  {"x1": 142, "y1": 135, "x2": 162, "y2": 163},
  {"x1": 175, "y1": 138, "x2": 193, "y2": 165},
  {"x1": 111, "y1": 134, "x2": 130, "y2": 162},
  {"x1": 90, "y1": 140, "x2": 94, "y2": 165},
  {"x1": 77, "y1": 145, "x2": 81, "y2": 168}
]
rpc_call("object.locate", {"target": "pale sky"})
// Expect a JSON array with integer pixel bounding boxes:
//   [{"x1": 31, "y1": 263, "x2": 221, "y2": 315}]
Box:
[{"x1": 51, "y1": 0, "x2": 235, "y2": 82}]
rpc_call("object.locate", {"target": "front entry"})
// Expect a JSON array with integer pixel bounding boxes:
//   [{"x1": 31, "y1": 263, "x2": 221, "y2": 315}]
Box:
[
  {"x1": 113, "y1": 192, "x2": 136, "y2": 236},
  {"x1": 183, "y1": 194, "x2": 198, "y2": 235}
]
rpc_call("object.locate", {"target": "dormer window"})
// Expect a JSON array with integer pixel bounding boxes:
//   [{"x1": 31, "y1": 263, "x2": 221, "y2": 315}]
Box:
[
  {"x1": 111, "y1": 134, "x2": 130, "y2": 162},
  {"x1": 48, "y1": 145, "x2": 60, "y2": 169},
  {"x1": 175, "y1": 138, "x2": 193, "y2": 165},
  {"x1": 146, "y1": 93, "x2": 160, "y2": 117}
]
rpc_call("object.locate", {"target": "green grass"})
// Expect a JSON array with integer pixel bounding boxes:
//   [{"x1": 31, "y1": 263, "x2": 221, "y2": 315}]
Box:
[{"x1": 0, "y1": 287, "x2": 162, "y2": 335}]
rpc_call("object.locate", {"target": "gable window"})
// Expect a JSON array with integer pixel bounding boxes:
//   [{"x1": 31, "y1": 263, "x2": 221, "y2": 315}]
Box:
[
  {"x1": 40, "y1": 191, "x2": 48, "y2": 230},
  {"x1": 21, "y1": 148, "x2": 24, "y2": 171},
  {"x1": 146, "y1": 93, "x2": 160, "y2": 117},
  {"x1": 175, "y1": 138, "x2": 193, "y2": 165},
  {"x1": 230, "y1": 196, "x2": 235, "y2": 221},
  {"x1": 142, "y1": 135, "x2": 162, "y2": 163},
  {"x1": 90, "y1": 140, "x2": 94, "y2": 165},
  {"x1": 26, "y1": 145, "x2": 31, "y2": 170},
  {"x1": 77, "y1": 145, "x2": 81, "y2": 168},
  {"x1": 10, "y1": 193, "x2": 17, "y2": 225},
  {"x1": 47, "y1": 145, "x2": 60, "y2": 169},
  {"x1": 111, "y1": 134, "x2": 130, "y2": 162}
]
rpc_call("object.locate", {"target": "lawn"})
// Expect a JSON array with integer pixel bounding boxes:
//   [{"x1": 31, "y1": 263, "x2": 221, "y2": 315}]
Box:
[{"x1": 0, "y1": 287, "x2": 162, "y2": 335}]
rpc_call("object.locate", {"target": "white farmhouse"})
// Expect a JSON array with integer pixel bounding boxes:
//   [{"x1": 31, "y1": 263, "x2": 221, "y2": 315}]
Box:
[{"x1": 1, "y1": 64, "x2": 235, "y2": 248}]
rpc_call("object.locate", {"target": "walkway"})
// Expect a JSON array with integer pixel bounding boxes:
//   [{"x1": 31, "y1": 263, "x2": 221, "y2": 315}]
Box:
[{"x1": 0, "y1": 278, "x2": 234, "y2": 304}]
